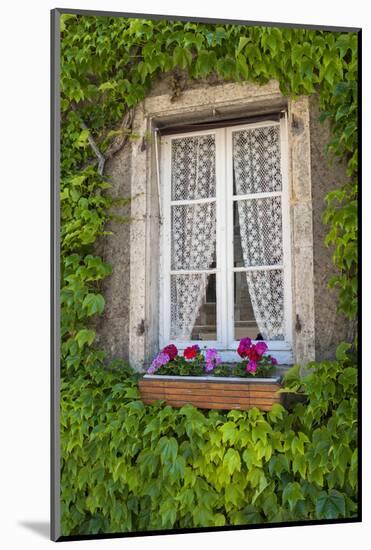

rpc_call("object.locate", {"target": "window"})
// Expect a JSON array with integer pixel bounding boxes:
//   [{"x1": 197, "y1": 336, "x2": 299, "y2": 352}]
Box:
[{"x1": 159, "y1": 118, "x2": 292, "y2": 363}]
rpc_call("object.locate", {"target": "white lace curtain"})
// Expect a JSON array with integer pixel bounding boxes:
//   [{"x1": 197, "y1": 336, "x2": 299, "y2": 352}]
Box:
[
  {"x1": 233, "y1": 126, "x2": 284, "y2": 340},
  {"x1": 170, "y1": 135, "x2": 216, "y2": 340}
]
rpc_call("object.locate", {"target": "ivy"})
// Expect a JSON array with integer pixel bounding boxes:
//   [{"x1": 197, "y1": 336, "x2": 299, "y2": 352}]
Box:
[
  {"x1": 60, "y1": 350, "x2": 358, "y2": 535},
  {"x1": 59, "y1": 14, "x2": 358, "y2": 535}
]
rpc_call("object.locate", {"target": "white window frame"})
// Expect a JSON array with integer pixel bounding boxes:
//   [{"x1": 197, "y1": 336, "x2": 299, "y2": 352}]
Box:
[{"x1": 159, "y1": 118, "x2": 293, "y2": 364}]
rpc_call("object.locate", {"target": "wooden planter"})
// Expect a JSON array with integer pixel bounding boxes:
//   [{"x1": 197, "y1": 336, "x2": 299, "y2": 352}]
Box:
[{"x1": 139, "y1": 374, "x2": 282, "y2": 411}]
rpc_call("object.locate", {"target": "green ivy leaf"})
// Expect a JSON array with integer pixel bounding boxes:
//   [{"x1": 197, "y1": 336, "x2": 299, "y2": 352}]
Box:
[
  {"x1": 223, "y1": 448, "x2": 241, "y2": 475},
  {"x1": 173, "y1": 46, "x2": 192, "y2": 69},
  {"x1": 82, "y1": 293, "x2": 105, "y2": 316},
  {"x1": 316, "y1": 490, "x2": 346, "y2": 519},
  {"x1": 282, "y1": 482, "x2": 305, "y2": 511},
  {"x1": 75, "y1": 329, "x2": 95, "y2": 348}
]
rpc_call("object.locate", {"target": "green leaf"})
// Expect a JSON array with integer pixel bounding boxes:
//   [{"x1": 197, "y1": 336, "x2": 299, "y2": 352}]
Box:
[
  {"x1": 220, "y1": 421, "x2": 238, "y2": 444},
  {"x1": 82, "y1": 293, "x2": 105, "y2": 316},
  {"x1": 236, "y1": 36, "x2": 249, "y2": 56},
  {"x1": 282, "y1": 482, "x2": 305, "y2": 511},
  {"x1": 336, "y1": 342, "x2": 352, "y2": 361},
  {"x1": 156, "y1": 436, "x2": 178, "y2": 465},
  {"x1": 223, "y1": 448, "x2": 241, "y2": 475},
  {"x1": 173, "y1": 46, "x2": 192, "y2": 69},
  {"x1": 316, "y1": 490, "x2": 346, "y2": 519},
  {"x1": 75, "y1": 329, "x2": 95, "y2": 348}
]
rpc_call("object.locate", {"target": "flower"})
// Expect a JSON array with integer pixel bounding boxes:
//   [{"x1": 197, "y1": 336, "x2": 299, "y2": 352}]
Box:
[
  {"x1": 205, "y1": 348, "x2": 221, "y2": 372},
  {"x1": 255, "y1": 341, "x2": 268, "y2": 356},
  {"x1": 246, "y1": 360, "x2": 257, "y2": 373},
  {"x1": 184, "y1": 345, "x2": 200, "y2": 360},
  {"x1": 148, "y1": 351, "x2": 170, "y2": 373},
  {"x1": 246, "y1": 347, "x2": 261, "y2": 362},
  {"x1": 271, "y1": 357, "x2": 278, "y2": 365},
  {"x1": 237, "y1": 337, "x2": 252, "y2": 358},
  {"x1": 162, "y1": 344, "x2": 178, "y2": 360}
]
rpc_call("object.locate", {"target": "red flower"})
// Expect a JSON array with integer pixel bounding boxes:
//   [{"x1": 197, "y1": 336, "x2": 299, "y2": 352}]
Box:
[
  {"x1": 246, "y1": 347, "x2": 261, "y2": 362},
  {"x1": 184, "y1": 345, "x2": 200, "y2": 360},
  {"x1": 162, "y1": 344, "x2": 178, "y2": 361}
]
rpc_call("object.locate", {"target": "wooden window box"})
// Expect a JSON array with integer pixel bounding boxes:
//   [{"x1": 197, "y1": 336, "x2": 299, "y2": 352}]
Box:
[{"x1": 139, "y1": 374, "x2": 282, "y2": 411}]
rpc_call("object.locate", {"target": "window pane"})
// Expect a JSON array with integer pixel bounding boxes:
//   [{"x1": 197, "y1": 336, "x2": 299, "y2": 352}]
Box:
[
  {"x1": 171, "y1": 202, "x2": 216, "y2": 270},
  {"x1": 170, "y1": 273, "x2": 217, "y2": 341},
  {"x1": 234, "y1": 272, "x2": 260, "y2": 340},
  {"x1": 171, "y1": 134, "x2": 216, "y2": 201},
  {"x1": 232, "y1": 125, "x2": 282, "y2": 195},
  {"x1": 234, "y1": 197, "x2": 283, "y2": 267},
  {"x1": 234, "y1": 269, "x2": 284, "y2": 341}
]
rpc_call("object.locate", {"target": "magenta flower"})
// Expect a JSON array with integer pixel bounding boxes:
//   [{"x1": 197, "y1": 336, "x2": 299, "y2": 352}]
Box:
[
  {"x1": 246, "y1": 360, "x2": 257, "y2": 373},
  {"x1": 271, "y1": 357, "x2": 278, "y2": 365},
  {"x1": 237, "y1": 337, "x2": 252, "y2": 358},
  {"x1": 255, "y1": 341, "x2": 268, "y2": 356},
  {"x1": 205, "y1": 348, "x2": 221, "y2": 372}
]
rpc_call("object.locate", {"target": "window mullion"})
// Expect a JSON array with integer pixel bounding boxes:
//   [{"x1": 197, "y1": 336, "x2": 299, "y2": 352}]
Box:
[
  {"x1": 280, "y1": 114, "x2": 293, "y2": 346},
  {"x1": 215, "y1": 128, "x2": 226, "y2": 348},
  {"x1": 225, "y1": 127, "x2": 234, "y2": 348}
]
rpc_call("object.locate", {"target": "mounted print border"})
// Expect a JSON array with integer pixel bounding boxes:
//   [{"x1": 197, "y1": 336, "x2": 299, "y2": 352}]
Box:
[{"x1": 51, "y1": 7, "x2": 361, "y2": 542}]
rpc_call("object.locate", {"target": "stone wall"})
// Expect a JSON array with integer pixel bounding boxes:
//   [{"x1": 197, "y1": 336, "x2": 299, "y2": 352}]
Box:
[
  {"x1": 308, "y1": 95, "x2": 353, "y2": 359},
  {"x1": 93, "y1": 143, "x2": 132, "y2": 361}
]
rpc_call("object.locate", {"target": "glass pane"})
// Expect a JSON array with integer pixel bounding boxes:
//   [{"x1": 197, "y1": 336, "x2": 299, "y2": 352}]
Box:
[
  {"x1": 233, "y1": 197, "x2": 282, "y2": 267},
  {"x1": 232, "y1": 125, "x2": 282, "y2": 195},
  {"x1": 170, "y1": 273, "x2": 217, "y2": 341},
  {"x1": 234, "y1": 269, "x2": 284, "y2": 341},
  {"x1": 171, "y1": 134, "x2": 216, "y2": 201},
  {"x1": 171, "y1": 202, "x2": 216, "y2": 270}
]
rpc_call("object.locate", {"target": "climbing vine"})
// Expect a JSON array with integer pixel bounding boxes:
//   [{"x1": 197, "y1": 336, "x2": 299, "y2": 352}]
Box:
[{"x1": 60, "y1": 15, "x2": 358, "y2": 379}]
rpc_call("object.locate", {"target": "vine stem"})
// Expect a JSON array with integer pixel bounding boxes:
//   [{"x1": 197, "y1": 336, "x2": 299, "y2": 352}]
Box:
[{"x1": 72, "y1": 104, "x2": 134, "y2": 175}]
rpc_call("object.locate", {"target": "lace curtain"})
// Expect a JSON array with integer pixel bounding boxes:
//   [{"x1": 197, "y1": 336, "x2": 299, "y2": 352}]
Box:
[
  {"x1": 233, "y1": 126, "x2": 284, "y2": 340},
  {"x1": 170, "y1": 135, "x2": 216, "y2": 339}
]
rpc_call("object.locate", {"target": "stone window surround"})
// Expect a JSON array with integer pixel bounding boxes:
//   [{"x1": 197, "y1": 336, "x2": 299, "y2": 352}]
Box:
[{"x1": 128, "y1": 80, "x2": 315, "y2": 370}]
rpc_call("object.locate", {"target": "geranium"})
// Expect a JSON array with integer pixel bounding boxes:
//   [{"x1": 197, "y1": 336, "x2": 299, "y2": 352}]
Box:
[
  {"x1": 184, "y1": 345, "x2": 200, "y2": 360},
  {"x1": 162, "y1": 344, "x2": 178, "y2": 360},
  {"x1": 147, "y1": 352, "x2": 170, "y2": 374},
  {"x1": 237, "y1": 337, "x2": 252, "y2": 358},
  {"x1": 246, "y1": 347, "x2": 261, "y2": 362},
  {"x1": 205, "y1": 348, "x2": 221, "y2": 372},
  {"x1": 236, "y1": 337, "x2": 278, "y2": 377},
  {"x1": 255, "y1": 341, "x2": 268, "y2": 356},
  {"x1": 246, "y1": 360, "x2": 257, "y2": 373}
]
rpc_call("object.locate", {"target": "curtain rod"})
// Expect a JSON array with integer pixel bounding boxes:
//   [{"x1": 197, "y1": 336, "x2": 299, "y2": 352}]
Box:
[{"x1": 157, "y1": 110, "x2": 285, "y2": 136}]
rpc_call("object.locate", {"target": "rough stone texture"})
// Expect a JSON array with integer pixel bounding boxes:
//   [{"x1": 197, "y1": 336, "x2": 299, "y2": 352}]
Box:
[
  {"x1": 93, "y1": 143, "x2": 132, "y2": 361},
  {"x1": 288, "y1": 96, "x2": 316, "y2": 365},
  {"x1": 308, "y1": 95, "x2": 353, "y2": 359}
]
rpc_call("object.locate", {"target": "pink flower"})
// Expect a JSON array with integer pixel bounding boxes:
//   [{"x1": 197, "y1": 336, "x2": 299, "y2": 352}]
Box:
[
  {"x1": 246, "y1": 360, "x2": 257, "y2": 373},
  {"x1": 271, "y1": 357, "x2": 278, "y2": 365},
  {"x1": 255, "y1": 341, "x2": 268, "y2": 356},
  {"x1": 205, "y1": 348, "x2": 221, "y2": 372}
]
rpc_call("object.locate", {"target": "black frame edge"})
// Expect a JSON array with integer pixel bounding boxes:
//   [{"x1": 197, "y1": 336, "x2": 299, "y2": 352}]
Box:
[
  {"x1": 51, "y1": 7, "x2": 61, "y2": 543},
  {"x1": 54, "y1": 8, "x2": 361, "y2": 32}
]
